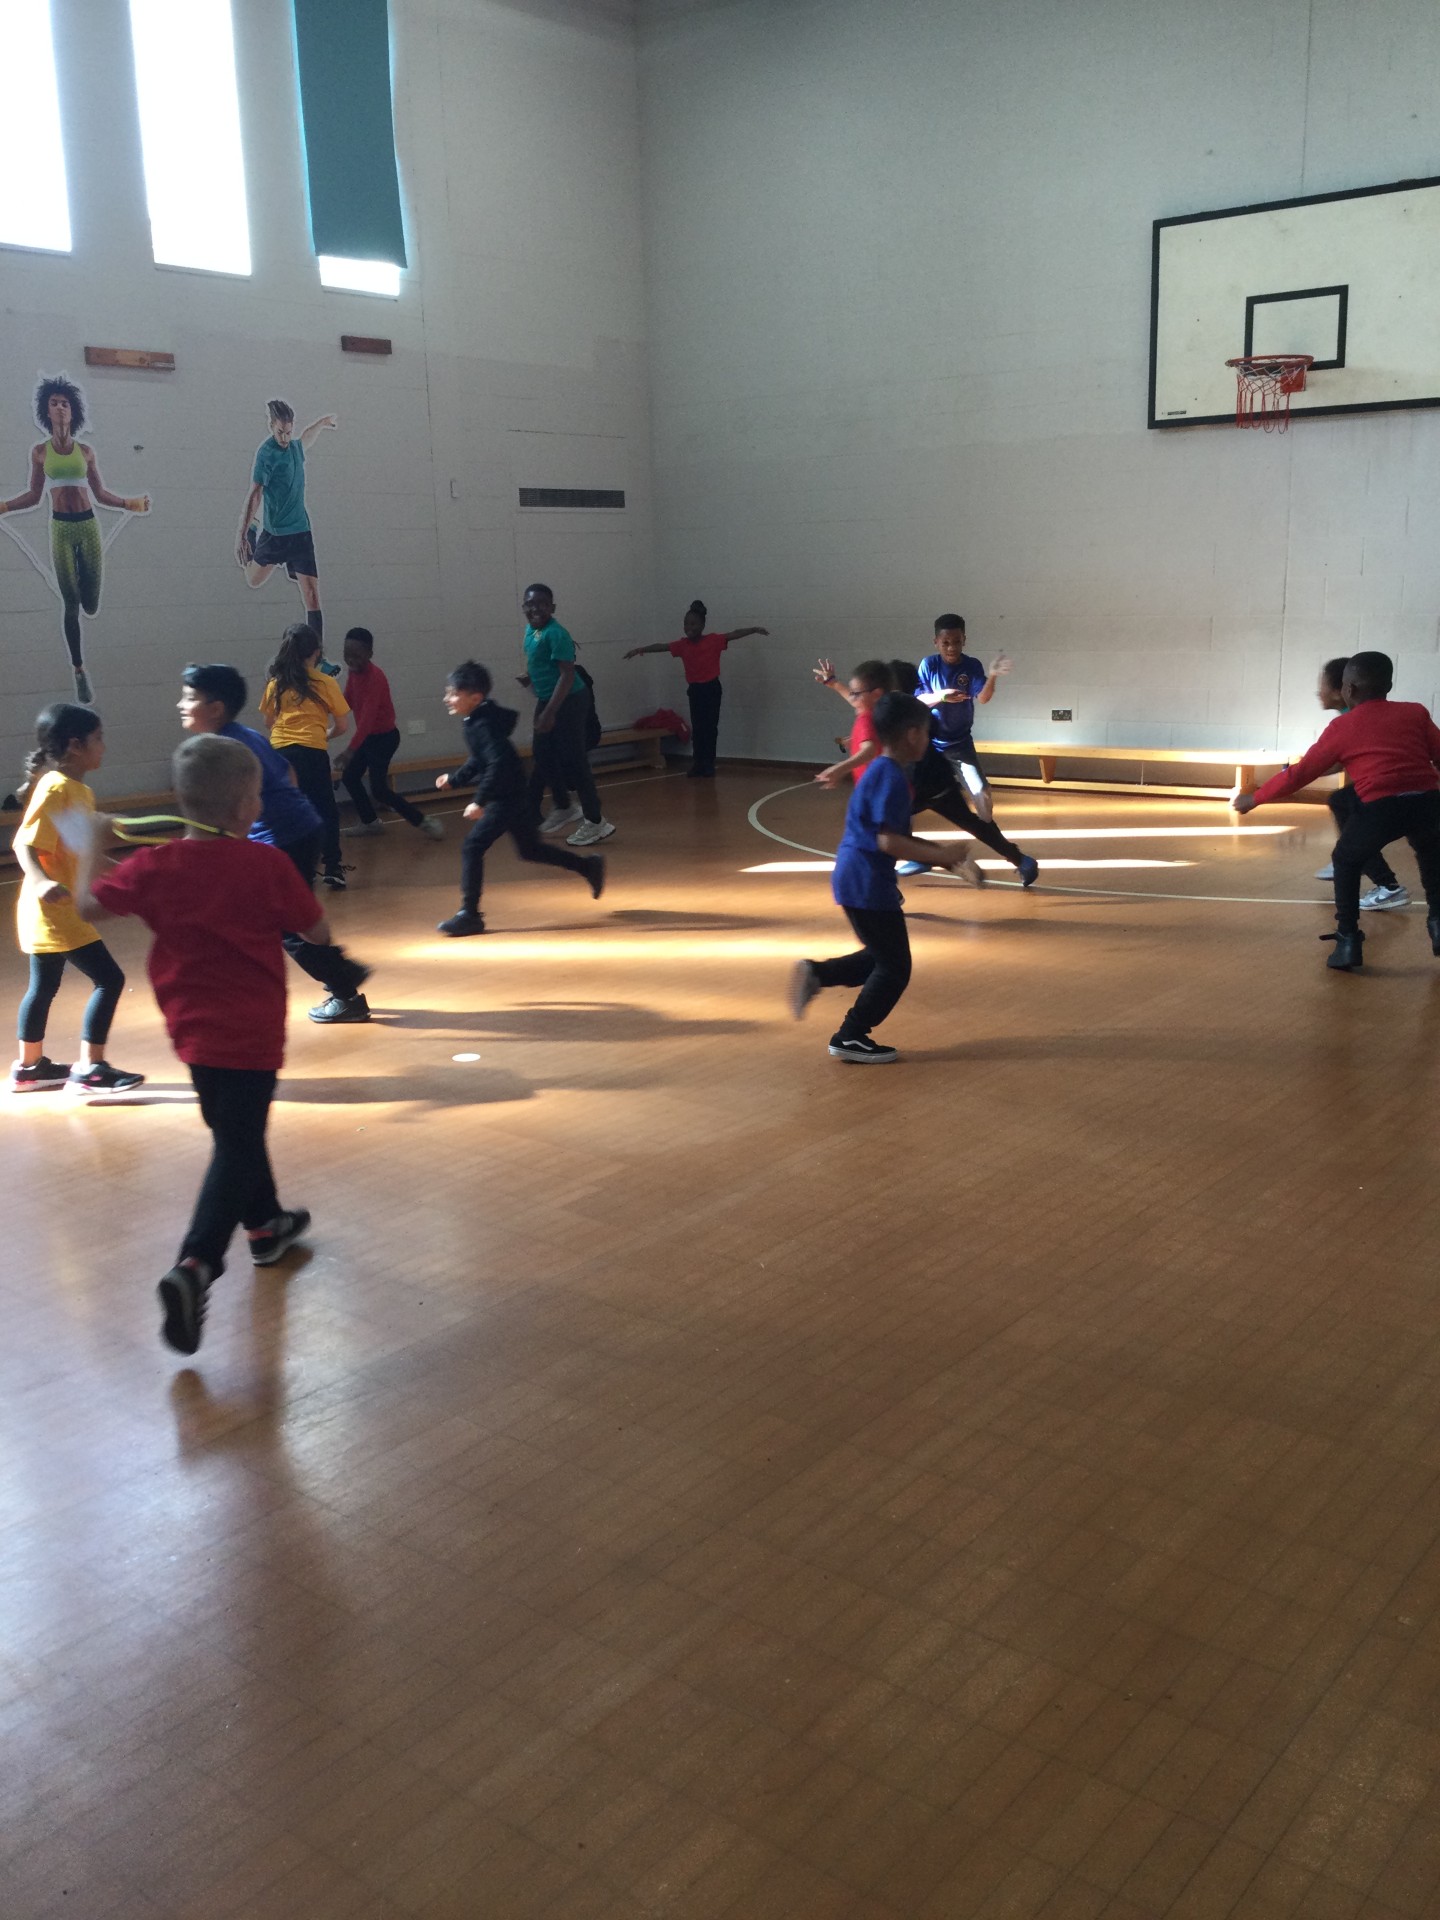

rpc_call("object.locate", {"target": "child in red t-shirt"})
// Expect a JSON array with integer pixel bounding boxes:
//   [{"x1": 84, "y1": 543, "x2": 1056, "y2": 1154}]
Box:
[
  {"x1": 79, "y1": 733, "x2": 331, "y2": 1353},
  {"x1": 812, "y1": 657, "x2": 892, "y2": 786},
  {"x1": 624, "y1": 599, "x2": 769, "y2": 777}
]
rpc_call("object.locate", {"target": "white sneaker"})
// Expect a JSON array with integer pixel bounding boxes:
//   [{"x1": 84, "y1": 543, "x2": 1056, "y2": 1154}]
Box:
[
  {"x1": 342, "y1": 820, "x2": 384, "y2": 838},
  {"x1": 1359, "y1": 883, "x2": 1410, "y2": 911},
  {"x1": 419, "y1": 816, "x2": 445, "y2": 840},
  {"x1": 539, "y1": 805, "x2": 582, "y2": 835},
  {"x1": 567, "y1": 817, "x2": 616, "y2": 847},
  {"x1": 1315, "y1": 863, "x2": 1334, "y2": 881}
]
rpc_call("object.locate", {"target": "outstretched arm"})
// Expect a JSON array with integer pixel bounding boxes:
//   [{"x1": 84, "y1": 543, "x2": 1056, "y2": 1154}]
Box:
[
  {"x1": 722, "y1": 626, "x2": 768, "y2": 642},
  {"x1": 623, "y1": 642, "x2": 671, "y2": 660},
  {"x1": 814, "y1": 740, "x2": 877, "y2": 789},
  {"x1": 0, "y1": 444, "x2": 46, "y2": 515},
  {"x1": 813, "y1": 660, "x2": 862, "y2": 711},
  {"x1": 83, "y1": 446, "x2": 149, "y2": 514},
  {"x1": 299, "y1": 415, "x2": 338, "y2": 450},
  {"x1": 975, "y1": 653, "x2": 1012, "y2": 706}
]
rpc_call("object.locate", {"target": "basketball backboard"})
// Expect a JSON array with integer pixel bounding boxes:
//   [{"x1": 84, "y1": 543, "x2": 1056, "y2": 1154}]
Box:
[{"x1": 1148, "y1": 175, "x2": 1440, "y2": 429}]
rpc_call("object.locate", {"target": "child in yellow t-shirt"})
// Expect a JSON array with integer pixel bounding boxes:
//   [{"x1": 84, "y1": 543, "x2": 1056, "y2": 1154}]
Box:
[
  {"x1": 10, "y1": 703, "x2": 143, "y2": 1094},
  {"x1": 259, "y1": 621, "x2": 352, "y2": 888}
]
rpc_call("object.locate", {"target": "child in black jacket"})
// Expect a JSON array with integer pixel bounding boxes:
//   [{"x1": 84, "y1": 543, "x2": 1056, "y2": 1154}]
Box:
[{"x1": 435, "y1": 661, "x2": 606, "y2": 935}]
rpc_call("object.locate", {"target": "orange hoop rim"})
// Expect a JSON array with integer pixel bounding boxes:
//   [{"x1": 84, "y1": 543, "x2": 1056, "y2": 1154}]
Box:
[{"x1": 1225, "y1": 354, "x2": 1315, "y2": 376}]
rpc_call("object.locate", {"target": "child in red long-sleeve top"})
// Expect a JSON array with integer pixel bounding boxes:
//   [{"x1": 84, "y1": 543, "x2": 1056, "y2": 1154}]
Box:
[
  {"x1": 1235, "y1": 650, "x2": 1440, "y2": 971},
  {"x1": 337, "y1": 626, "x2": 445, "y2": 843}
]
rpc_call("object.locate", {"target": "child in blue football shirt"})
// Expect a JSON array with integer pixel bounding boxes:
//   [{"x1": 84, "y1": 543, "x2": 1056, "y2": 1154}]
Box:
[
  {"x1": 789, "y1": 692, "x2": 974, "y2": 1063},
  {"x1": 916, "y1": 614, "x2": 1011, "y2": 822}
]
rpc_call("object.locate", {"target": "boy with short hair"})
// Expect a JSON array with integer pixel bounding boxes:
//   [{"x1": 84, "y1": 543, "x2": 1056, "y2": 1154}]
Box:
[
  {"x1": 337, "y1": 626, "x2": 445, "y2": 843},
  {"x1": 1310, "y1": 655, "x2": 1407, "y2": 907},
  {"x1": 790, "y1": 691, "x2": 976, "y2": 1063},
  {"x1": 520, "y1": 583, "x2": 615, "y2": 846},
  {"x1": 78, "y1": 734, "x2": 328, "y2": 1353},
  {"x1": 916, "y1": 615, "x2": 1011, "y2": 822},
  {"x1": 434, "y1": 661, "x2": 606, "y2": 936},
  {"x1": 178, "y1": 662, "x2": 373, "y2": 1023},
  {"x1": 1235, "y1": 650, "x2": 1440, "y2": 971},
  {"x1": 235, "y1": 399, "x2": 336, "y2": 641}
]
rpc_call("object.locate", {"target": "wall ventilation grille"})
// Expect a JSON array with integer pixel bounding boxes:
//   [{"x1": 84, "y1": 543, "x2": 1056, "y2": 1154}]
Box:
[{"x1": 518, "y1": 487, "x2": 625, "y2": 510}]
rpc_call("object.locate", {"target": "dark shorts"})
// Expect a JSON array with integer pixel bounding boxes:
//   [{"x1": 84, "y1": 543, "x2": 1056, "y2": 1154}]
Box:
[{"x1": 252, "y1": 528, "x2": 318, "y2": 579}]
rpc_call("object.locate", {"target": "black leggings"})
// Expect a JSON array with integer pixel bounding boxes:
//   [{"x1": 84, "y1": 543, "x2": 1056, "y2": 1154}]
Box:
[
  {"x1": 342, "y1": 728, "x2": 424, "y2": 828},
  {"x1": 276, "y1": 832, "x2": 368, "y2": 999},
  {"x1": 1328, "y1": 785, "x2": 1399, "y2": 890},
  {"x1": 18, "y1": 941, "x2": 124, "y2": 1046},
  {"x1": 461, "y1": 798, "x2": 593, "y2": 911},
  {"x1": 1332, "y1": 789, "x2": 1440, "y2": 936},
  {"x1": 813, "y1": 908, "x2": 912, "y2": 1039},
  {"x1": 688, "y1": 679, "x2": 722, "y2": 774},
  {"x1": 912, "y1": 751, "x2": 1027, "y2": 867},
  {"x1": 527, "y1": 695, "x2": 601, "y2": 825},
  {"x1": 182, "y1": 1066, "x2": 280, "y2": 1273},
  {"x1": 280, "y1": 743, "x2": 343, "y2": 876}
]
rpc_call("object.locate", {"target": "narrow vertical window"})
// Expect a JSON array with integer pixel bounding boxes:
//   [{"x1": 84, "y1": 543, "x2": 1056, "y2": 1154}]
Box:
[
  {"x1": 0, "y1": 0, "x2": 72, "y2": 252},
  {"x1": 128, "y1": 0, "x2": 251, "y2": 275},
  {"x1": 292, "y1": 0, "x2": 407, "y2": 294}
]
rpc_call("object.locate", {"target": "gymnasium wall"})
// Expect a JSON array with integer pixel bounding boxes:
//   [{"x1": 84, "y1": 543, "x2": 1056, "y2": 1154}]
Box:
[
  {"x1": 635, "y1": 0, "x2": 1440, "y2": 764},
  {"x1": 0, "y1": 0, "x2": 658, "y2": 799}
]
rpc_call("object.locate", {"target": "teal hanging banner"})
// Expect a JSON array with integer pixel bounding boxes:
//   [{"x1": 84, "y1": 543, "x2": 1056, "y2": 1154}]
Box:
[{"x1": 292, "y1": 0, "x2": 407, "y2": 266}]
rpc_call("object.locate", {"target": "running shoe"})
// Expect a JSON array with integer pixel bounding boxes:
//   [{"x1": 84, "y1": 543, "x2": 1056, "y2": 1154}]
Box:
[
  {"x1": 790, "y1": 960, "x2": 821, "y2": 1021},
  {"x1": 896, "y1": 860, "x2": 926, "y2": 877},
  {"x1": 341, "y1": 820, "x2": 383, "y2": 838},
  {"x1": 437, "y1": 910, "x2": 486, "y2": 936},
  {"x1": 419, "y1": 817, "x2": 445, "y2": 840},
  {"x1": 828, "y1": 1033, "x2": 898, "y2": 1064},
  {"x1": 68, "y1": 1062, "x2": 145, "y2": 1093},
  {"x1": 321, "y1": 868, "x2": 348, "y2": 891},
  {"x1": 1321, "y1": 930, "x2": 1364, "y2": 972},
  {"x1": 567, "y1": 818, "x2": 616, "y2": 847},
  {"x1": 1315, "y1": 862, "x2": 1334, "y2": 881},
  {"x1": 539, "y1": 805, "x2": 582, "y2": 835},
  {"x1": 158, "y1": 1257, "x2": 215, "y2": 1355},
  {"x1": 73, "y1": 666, "x2": 94, "y2": 705},
  {"x1": 9, "y1": 1056, "x2": 71, "y2": 1092},
  {"x1": 1359, "y1": 884, "x2": 1409, "y2": 911},
  {"x1": 1017, "y1": 855, "x2": 1040, "y2": 888},
  {"x1": 249, "y1": 1209, "x2": 311, "y2": 1267},
  {"x1": 308, "y1": 993, "x2": 370, "y2": 1024},
  {"x1": 586, "y1": 856, "x2": 606, "y2": 901}
]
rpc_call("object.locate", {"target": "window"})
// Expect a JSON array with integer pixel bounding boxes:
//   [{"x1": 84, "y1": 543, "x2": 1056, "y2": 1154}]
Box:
[
  {"x1": 318, "y1": 257, "x2": 401, "y2": 298},
  {"x1": 0, "y1": 1, "x2": 71, "y2": 252},
  {"x1": 128, "y1": 0, "x2": 250, "y2": 274}
]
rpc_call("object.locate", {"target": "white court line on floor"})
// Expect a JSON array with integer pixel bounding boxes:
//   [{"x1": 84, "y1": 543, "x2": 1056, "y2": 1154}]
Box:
[{"x1": 745, "y1": 783, "x2": 1343, "y2": 907}]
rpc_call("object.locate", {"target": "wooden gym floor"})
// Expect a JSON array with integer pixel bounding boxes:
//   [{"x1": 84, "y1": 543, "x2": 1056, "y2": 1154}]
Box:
[{"x1": 5, "y1": 765, "x2": 1440, "y2": 1920}]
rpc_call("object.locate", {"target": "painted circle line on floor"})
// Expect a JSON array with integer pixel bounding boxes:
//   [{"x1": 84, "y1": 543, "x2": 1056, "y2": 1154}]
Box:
[{"x1": 745, "y1": 783, "x2": 1346, "y2": 908}]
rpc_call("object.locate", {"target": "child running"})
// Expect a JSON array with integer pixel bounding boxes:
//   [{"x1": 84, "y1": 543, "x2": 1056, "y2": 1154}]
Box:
[
  {"x1": 78, "y1": 734, "x2": 324, "y2": 1354},
  {"x1": 1310, "y1": 655, "x2": 1408, "y2": 908},
  {"x1": 434, "y1": 661, "x2": 606, "y2": 936},
  {"x1": 814, "y1": 657, "x2": 1038, "y2": 885},
  {"x1": 10, "y1": 702, "x2": 142, "y2": 1093},
  {"x1": 179, "y1": 663, "x2": 374, "y2": 1023},
  {"x1": 338, "y1": 626, "x2": 445, "y2": 845},
  {"x1": 259, "y1": 622, "x2": 352, "y2": 889},
  {"x1": 625, "y1": 600, "x2": 770, "y2": 777},
  {"x1": 1234, "y1": 650, "x2": 1440, "y2": 972},
  {"x1": 790, "y1": 691, "x2": 976, "y2": 1063},
  {"x1": 917, "y1": 615, "x2": 1011, "y2": 822}
]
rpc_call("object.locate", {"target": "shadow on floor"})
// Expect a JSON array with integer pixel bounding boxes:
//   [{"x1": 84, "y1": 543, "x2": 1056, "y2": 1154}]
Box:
[
  {"x1": 605, "y1": 908, "x2": 774, "y2": 931},
  {"x1": 373, "y1": 1002, "x2": 760, "y2": 1041}
]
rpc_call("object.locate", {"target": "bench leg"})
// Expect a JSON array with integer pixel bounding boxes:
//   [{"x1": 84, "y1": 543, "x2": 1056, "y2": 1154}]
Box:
[
  {"x1": 1235, "y1": 764, "x2": 1253, "y2": 792},
  {"x1": 1038, "y1": 756, "x2": 1057, "y2": 784}
]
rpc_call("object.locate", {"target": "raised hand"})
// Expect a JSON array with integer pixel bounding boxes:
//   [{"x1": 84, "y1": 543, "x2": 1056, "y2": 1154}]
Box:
[
  {"x1": 813, "y1": 657, "x2": 837, "y2": 685},
  {"x1": 988, "y1": 652, "x2": 1013, "y2": 677}
]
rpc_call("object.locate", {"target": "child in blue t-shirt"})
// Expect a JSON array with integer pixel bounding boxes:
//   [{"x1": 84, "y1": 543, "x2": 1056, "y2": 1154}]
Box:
[
  {"x1": 789, "y1": 692, "x2": 975, "y2": 1064},
  {"x1": 916, "y1": 613, "x2": 1011, "y2": 822}
]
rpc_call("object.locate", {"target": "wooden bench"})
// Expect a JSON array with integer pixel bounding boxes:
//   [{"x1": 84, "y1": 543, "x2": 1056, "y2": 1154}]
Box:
[
  {"x1": 0, "y1": 727, "x2": 673, "y2": 867},
  {"x1": 973, "y1": 741, "x2": 1301, "y2": 799}
]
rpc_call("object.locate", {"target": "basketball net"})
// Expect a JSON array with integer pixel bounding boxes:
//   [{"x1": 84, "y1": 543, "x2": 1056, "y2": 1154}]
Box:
[{"x1": 1225, "y1": 355, "x2": 1314, "y2": 432}]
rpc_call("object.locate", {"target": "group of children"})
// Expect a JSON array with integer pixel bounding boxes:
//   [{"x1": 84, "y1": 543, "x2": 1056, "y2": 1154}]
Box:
[{"x1": 21, "y1": 577, "x2": 1436, "y2": 1351}]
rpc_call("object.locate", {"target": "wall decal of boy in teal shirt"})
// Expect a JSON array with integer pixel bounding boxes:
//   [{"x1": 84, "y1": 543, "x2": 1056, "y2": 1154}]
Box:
[{"x1": 235, "y1": 399, "x2": 337, "y2": 645}]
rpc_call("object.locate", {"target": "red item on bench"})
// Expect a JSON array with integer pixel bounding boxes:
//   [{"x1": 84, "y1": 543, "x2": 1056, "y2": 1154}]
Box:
[{"x1": 633, "y1": 708, "x2": 690, "y2": 744}]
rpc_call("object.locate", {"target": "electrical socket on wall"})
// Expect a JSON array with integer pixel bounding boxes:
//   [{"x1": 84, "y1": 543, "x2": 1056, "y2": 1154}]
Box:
[
  {"x1": 1051, "y1": 709, "x2": 1073, "y2": 723},
  {"x1": 407, "y1": 719, "x2": 426, "y2": 735}
]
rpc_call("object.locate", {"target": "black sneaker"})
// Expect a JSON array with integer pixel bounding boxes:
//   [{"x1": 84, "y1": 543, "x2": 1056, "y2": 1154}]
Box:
[
  {"x1": 789, "y1": 960, "x2": 821, "y2": 1021},
  {"x1": 9, "y1": 1056, "x2": 71, "y2": 1092},
  {"x1": 308, "y1": 993, "x2": 370, "y2": 1024},
  {"x1": 437, "y1": 910, "x2": 486, "y2": 936},
  {"x1": 321, "y1": 868, "x2": 348, "y2": 891},
  {"x1": 1017, "y1": 855, "x2": 1040, "y2": 888},
  {"x1": 249, "y1": 1208, "x2": 311, "y2": 1267},
  {"x1": 158, "y1": 1257, "x2": 215, "y2": 1355},
  {"x1": 68, "y1": 1062, "x2": 146, "y2": 1093},
  {"x1": 827, "y1": 1032, "x2": 899, "y2": 1064},
  {"x1": 586, "y1": 856, "x2": 606, "y2": 901},
  {"x1": 1321, "y1": 930, "x2": 1364, "y2": 972}
]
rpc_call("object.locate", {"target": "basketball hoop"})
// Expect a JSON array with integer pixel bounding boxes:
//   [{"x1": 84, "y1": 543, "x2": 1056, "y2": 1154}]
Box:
[{"x1": 1225, "y1": 354, "x2": 1314, "y2": 431}]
